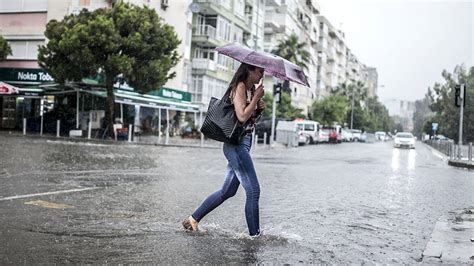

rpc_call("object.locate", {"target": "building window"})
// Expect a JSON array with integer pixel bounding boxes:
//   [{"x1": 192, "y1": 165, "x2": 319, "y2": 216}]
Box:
[
  {"x1": 194, "y1": 47, "x2": 215, "y2": 60},
  {"x1": 234, "y1": 0, "x2": 245, "y2": 19},
  {"x1": 79, "y1": 0, "x2": 90, "y2": 5},
  {"x1": 233, "y1": 26, "x2": 243, "y2": 44},
  {"x1": 217, "y1": 17, "x2": 231, "y2": 42},
  {"x1": 7, "y1": 40, "x2": 44, "y2": 60},
  {"x1": 0, "y1": 0, "x2": 48, "y2": 12}
]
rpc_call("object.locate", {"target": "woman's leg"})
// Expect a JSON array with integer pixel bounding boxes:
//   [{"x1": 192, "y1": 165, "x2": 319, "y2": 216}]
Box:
[
  {"x1": 223, "y1": 136, "x2": 260, "y2": 236},
  {"x1": 191, "y1": 163, "x2": 240, "y2": 222}
]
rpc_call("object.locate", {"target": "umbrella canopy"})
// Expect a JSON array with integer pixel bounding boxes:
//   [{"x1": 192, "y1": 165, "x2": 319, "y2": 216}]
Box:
[
  {"x1": 215, "y1": 43, "x2": 310, "y2": 87},
  {"x1": 0, "y1": 82, "x2": 19, "y2": 95}
]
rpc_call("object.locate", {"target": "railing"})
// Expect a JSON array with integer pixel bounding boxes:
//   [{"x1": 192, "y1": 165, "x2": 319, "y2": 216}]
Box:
[
  {"x1": 426, "y1": 139, "x2": 473, "y2": 161},
  {"x1": 194, "y1": 24, "x2": 217, "y2": 39},
  {"x1": 196, "y1": 0, "x2": 231, "y2": 10},
  {"x1": 192, "y1": 58, "x2": 216, "y2": 71}
]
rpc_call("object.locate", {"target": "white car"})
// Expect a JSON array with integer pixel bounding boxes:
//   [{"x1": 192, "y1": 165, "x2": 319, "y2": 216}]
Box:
[{"x1": 393, "y1": 132, "x2": 416, "y2": 149}]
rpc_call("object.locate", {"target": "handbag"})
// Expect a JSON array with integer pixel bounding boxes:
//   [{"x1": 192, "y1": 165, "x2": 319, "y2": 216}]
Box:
[{"x1": 200, "y1": 96, "x2": 246, "y2": 145}]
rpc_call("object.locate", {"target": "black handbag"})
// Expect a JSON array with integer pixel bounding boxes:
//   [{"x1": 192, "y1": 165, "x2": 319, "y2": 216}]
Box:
[{"x1": 200, "y1": 96, "x2": 246, "y2": 145}]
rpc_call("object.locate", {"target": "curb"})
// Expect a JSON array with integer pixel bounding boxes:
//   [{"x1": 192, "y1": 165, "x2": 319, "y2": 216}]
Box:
[{"x1": 448, "y1": 159, "x2": 474, "y2": 169}]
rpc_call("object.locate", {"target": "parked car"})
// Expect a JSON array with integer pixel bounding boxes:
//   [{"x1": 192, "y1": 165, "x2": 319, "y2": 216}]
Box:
[
  {"x1": 434, "y1": 134, "x2": 451, "y2": 141},
  {"x1": 341, "y1": 128, "x2": 353, "y2": 142},
  {"x1": 375, "y1": 131, "x2": 387, "y2": 141},
  {"x1": 393, "y1": 132, "x2": 416, "y2": 149},
  {"x1": 351, "y1": 129, "x2": 362, "y2": 142}
]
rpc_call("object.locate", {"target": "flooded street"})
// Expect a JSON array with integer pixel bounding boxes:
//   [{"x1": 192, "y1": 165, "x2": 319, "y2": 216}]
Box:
[{"x1": 0, "y1": 134, "x2": 472, "y2": 264}]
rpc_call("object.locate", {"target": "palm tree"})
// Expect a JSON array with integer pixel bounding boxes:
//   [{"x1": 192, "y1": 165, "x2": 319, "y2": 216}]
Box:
[
  {"x1": 272, "y1": 34, "x2": 311, "y2": 92},
  {"x1": 272, "y1": 33, "x2": 311, "y2": 70},
  {"x1": 334, "y1": 81, "x2": 368, "y2": 129}
]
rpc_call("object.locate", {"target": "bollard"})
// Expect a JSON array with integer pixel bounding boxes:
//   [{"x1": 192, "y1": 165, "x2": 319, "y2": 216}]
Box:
[
  {"x1": 23, "y1": 118, "x2": 26, "y2": 135},
  {"x1": 128, "y1": 124, "x2": 132, "y2": 142},
  {"x1": 263, "y1": 132, "x2": 267, "y2": 148},
  {"x1": 40, "y1": 115, "x2": 43, "y2": 136},
  {"x1": 469, "y1": 142, "x2": 472, "y2": 161},
  {"x1": 57, "y1": 120, "x2": 60, "y2": 137},
  {"x1": 453, "y1": 145, "x2": 457, "y2": 160},
  {"x1": 87, "y1": 121, "x2": 91, "y2": 139}
]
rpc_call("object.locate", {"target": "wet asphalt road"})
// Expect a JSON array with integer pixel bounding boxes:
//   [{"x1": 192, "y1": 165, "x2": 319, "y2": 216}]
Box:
[{"x1": 0, "y1": 134, "x2": 473, "y2": 264}]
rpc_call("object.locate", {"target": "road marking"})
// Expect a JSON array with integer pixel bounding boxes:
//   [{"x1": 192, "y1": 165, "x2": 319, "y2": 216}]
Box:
[
  {"x1": 0, "y1": 187, "x2": 100, "y2": 201},
  {"x1": 24, "y1": 200, "x2": 74, "y2": 209}
]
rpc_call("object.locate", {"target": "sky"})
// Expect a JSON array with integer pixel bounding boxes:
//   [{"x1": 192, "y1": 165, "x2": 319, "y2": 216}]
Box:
[{"x1": 318, "y1": 0, "x2": 473, "y2": 103}]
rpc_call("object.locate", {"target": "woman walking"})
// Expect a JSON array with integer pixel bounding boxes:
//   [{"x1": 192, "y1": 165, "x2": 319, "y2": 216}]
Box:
[{"x1": 183, "y1": 63, "x2": 266, "y2": 237}]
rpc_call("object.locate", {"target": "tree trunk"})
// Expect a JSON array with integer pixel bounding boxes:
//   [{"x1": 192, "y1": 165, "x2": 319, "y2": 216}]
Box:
[{"x1": 105, "y1": 76, "x2": 115, "y2": 139}]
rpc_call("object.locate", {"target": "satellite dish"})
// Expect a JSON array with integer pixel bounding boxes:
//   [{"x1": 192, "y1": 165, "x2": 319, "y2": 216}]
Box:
[{"x1": 188, "y1": 3, "x2": 201, "y2": 13}]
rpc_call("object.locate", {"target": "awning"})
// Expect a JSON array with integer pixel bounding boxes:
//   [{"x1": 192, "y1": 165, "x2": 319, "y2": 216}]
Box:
[
  {"x1": 0, "y1": 82, "x2": 19, "y2": 95},
  {"x1": 83, "y1": 89, "x2": 201, "y2": 112}
]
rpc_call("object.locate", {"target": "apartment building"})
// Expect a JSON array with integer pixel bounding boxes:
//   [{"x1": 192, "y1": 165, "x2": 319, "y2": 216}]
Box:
[
  {"x1": 188, "y1": 0, "x2": 265, "y2": 107},
  {"x1": 316, "y1": 15, "x2": 348, "y2": 98},
  {"x1": 363, "y1": 66, "x2": 378, "y2": 97},
  {"x1": 263, "y1": 0, "x2": 320, "y2": 115}
]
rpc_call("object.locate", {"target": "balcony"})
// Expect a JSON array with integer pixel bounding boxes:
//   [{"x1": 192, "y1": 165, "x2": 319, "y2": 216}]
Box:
[
  {"x1": 306, "y1": 0, "x2": 320, "y2": 15},
  {"x1": 196, "y1": 0, "x2": 231, "y2": 11},
  {"x1": 192, "y1": 58, "x2": 216, "y2": 71},
  {"x1": 192, "y1": 24, "x2": 222, "y2": 46}
]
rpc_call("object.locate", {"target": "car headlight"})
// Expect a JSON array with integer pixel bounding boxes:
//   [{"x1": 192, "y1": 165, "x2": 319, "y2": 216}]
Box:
[{"x1": 394, "y1": 139, "x2": 400, "y2": 144}]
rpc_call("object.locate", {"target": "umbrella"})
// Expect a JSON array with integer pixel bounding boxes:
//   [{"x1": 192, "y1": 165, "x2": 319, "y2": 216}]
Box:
[
  {"x1": 215, "y1": 43, "x2": 310, "y2": 87},
  {"x1": 0, "y1": 82, "x2": 19, "y2": 95}
]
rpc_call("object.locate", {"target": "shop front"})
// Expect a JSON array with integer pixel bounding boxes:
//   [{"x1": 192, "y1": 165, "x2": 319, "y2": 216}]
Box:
[
  {"x1": 0, "y1": 67, "x2": 202, "y2": 142},
  {"x1": 0, "y1": 68, "x2": 50, "y2": 130}
]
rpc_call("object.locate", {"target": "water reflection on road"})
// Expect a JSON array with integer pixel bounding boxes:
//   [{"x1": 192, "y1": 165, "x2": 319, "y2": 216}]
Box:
[{"x1": 0, "y1": 135, "x2": 472, "y2": 264}]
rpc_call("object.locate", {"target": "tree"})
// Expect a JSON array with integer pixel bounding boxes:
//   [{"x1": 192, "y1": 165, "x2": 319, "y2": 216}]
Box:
[
  {"x1": 38, "y1": 3, "x2": 180, "y2": 137},
  {"x1": 272, "y1": 33, "x2": 311, "y2": 92},
  {"x1": 333, "y1": 81, "x2": 368, "y2": 128},
  {"x1": 261, "y1": 91, "x2": 305, "y2": 119},
  {"x1": 310, "y1": 95, "x2": 348, "y2": 125},
  {"x1": 0, "y1": 35, "x2": 12, "y2": 60},
  {"x1": 412, "y1": 89, "x2": 433, "y2": 138},
  {"x1": 429, "y1": 65, "x2": 473, "y2": 142}
]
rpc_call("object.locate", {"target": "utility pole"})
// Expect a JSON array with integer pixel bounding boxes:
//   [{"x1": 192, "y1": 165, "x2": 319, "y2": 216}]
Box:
[
  {"x1": 457, "y1": 82, "x2": 465, "y2": 159},
  {"x1": 350, "y1": 85, "x2": 354, "y2": 130},
  {"x1": 270, "y1": 78, "x2": 281, "y2": 147}
]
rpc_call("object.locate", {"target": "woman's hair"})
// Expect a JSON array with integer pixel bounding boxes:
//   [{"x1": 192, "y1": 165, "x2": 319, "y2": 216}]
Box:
[{"x1": 223, "y1": 63, "x2": 257, "y2": 100}]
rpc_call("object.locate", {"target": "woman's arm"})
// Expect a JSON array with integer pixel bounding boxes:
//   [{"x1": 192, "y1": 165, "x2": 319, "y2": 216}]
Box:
[{"x1": 233, "y1": 82, "x2": 260, "y2": 123}]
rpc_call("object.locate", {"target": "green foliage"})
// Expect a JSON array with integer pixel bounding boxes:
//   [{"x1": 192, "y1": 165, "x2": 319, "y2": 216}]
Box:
[
  {"x1": 271, "y1": 34, "x2": 311, "y2": 71},
  {"x1": 261, "y1": 92, "x2": 305, "y2": 119},
  {"x1": 310, "y1": 95, "x2": 348, "y2": 125},
  {"x1": 412, "y1": 90, "x2": 433, "y2": 137},
  {"x1": 428, "y1": 65, "x2": 474, "y2": 142},
  {"x1": 332, "y1": 81, "x2": 393, "y2": 132},
  {"x1": 38, "y1": 3, "x2": 180, "y2": 136},
  {"x1": 38, "y1": 3, "x2": 180, "y2": 90},
  {"x1": 0, "y1": 35, "x2": 12, "y2": 60}
]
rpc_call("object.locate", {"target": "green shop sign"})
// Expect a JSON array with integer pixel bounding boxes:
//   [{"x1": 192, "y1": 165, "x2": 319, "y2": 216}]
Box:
[
  {"x1": 148, "y1": 87, "x2": 191, "y2": 102},
  {"x1": 0, "y1": 68, "x2": 54, "y2": 83}
]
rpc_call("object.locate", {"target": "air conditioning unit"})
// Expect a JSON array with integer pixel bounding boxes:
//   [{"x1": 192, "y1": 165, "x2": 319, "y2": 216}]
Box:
[{"x1": 161, "y1": 0, "x2": 169, "y2": 10}]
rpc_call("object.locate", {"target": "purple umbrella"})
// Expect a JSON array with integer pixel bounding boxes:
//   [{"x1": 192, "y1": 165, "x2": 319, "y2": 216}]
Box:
[{"x1": 215, "y1": 43, "x2": 310, "y2": 87}]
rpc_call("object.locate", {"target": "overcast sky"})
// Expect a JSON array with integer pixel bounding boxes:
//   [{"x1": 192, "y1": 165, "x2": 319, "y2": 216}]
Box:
[{"x1": 318, "y1": 0, "x2": 473, "y2": 103}]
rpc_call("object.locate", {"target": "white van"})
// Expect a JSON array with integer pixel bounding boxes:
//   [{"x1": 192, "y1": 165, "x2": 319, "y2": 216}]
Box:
[{"x1": 297, "y1": 120, "x2": 320, "y2": 144}]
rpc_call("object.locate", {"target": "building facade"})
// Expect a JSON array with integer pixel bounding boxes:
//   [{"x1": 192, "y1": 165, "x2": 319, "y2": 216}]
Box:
[{"x1": 188, "y1": 0, "x2": 265, "y2": 108}]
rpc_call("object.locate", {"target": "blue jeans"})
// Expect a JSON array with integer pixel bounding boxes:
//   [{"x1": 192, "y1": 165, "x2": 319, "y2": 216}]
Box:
[{"x1": 192, "y1": 135, "x2": 260, "y2": 236}]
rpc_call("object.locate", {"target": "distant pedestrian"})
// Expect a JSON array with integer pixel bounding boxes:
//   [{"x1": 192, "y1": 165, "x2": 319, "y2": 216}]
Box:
[{"x1": 182, "y1": 63, "x2": 266, "y2": 237}]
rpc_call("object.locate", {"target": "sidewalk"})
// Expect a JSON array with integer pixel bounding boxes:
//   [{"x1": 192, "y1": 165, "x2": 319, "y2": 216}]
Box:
[{"x1": 422, "y1": 208, "x2": 474, "y2": 263}]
